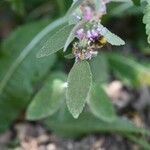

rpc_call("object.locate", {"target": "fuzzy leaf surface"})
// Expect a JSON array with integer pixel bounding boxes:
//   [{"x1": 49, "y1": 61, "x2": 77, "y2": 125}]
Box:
[{"x1": 66, "y1": 61, "x2": 92, "y2": 118}]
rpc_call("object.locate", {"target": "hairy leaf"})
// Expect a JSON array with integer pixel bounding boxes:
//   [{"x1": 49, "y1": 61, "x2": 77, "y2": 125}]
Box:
[
  {"x1": 101, "y1": 27, "x2": 125, "y2": 46},
  {"x1": 26, "y1": 72, "x2": 67, "y2": 120},
  {"x1": 90, "y1": 54, "x2": 109, "y2": 83},
  {"x1": 37, "y1": 24, "x2": 74, "y2": 58},
  {"x1": 0, "y1": 17, "x2": 67, "y2": 94},
  {"x1": 88, "y1": 84, "x2": 116, "y2": 122},
  {"x1": 0, "y1": 20, "x2": 56, "y2": 132},
  {"x1": 66, "y1": 61, "x2": 92, "y2": 119},
  {"x1": 63, "y1": 22, "x2": 82, "y2": 52}
]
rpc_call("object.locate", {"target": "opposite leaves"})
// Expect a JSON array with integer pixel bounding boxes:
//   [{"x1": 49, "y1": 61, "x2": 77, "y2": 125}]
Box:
[{"x1": 66, "y1": 61, "x2": 92, "y2": 119}]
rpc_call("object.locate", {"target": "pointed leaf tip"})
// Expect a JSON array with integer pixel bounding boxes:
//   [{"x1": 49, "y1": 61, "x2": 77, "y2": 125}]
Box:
[
  {"x1": 66, "y1": 61, "x2": 92, "y2": 118},
  {"x1": 37, "y1": 24, "x2": 74, "y2": 58},
  {"x1": 100, "y1": 25, "x2": 125, "y2": 46}
]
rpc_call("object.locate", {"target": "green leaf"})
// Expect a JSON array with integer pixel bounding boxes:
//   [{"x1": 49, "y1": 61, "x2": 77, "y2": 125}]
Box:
[
  {"x1": 107, "y1": 53, "x2": 150, "y2": 86},
  {"x1": 63, "y1": 23, "x2": 81, "y2": 52},
  {"x1": 26, "y1": 72, "x2": 67, "y2": 120},
  {"x1": 88, "y1": 84, "x2": 116, "y2": 122},
  {"x1": 46, "y1": 108, "x2": 150, "y2": 149},
  {"x1": 0, "y1": 17, "x2": 67, "y2": 94},
  {"x1": 143, "y1": 3, "x2": 150, "y2": 44},
  {"x1": 63, "y1": 21, "x2": 85, "y2": 52},
  {"x1": 45, "y1": 109, "x2": 150, "y2": 138},
  {"x1": 101, "y1": 27, "x2": 125, "y2": 46},
  {"x1": 107, "y1": 53, "x2": 138, "y2": 85},
  {"x1": 66, "y1": 61, "x2": 92, "y2": 119},
  {"x1": 90, "y1": 54, "x2": 109, "y2": 83},
  {"x1": 37, "y1": 24, "x2": 74, "y2": 58},
  {"x1": 63, "y1": 29, "x2": 75, "y2": 52},
  {"x1": 0, "y1": 20, "x2": 57, "y2": 132}
]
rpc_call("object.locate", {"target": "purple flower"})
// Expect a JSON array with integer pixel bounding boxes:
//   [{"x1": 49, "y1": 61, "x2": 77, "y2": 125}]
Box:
[
  {"x1": 83, "y1": 6, "x2": 94, "y2": 21},
  {"x1": 86, "y1": 30, "x2": 92, "y2": 39},
  {"x1": 91, "y1": 29, "x2": 99, "y2": 38}
]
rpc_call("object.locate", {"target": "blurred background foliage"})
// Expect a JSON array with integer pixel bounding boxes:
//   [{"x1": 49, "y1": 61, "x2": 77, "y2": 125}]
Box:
[
  {"x1": 0, "y1": 0, "x2": 72, "y2": 132},
  {"x1": 0, "y1": 0, "x2": 150, "y2": 149}
]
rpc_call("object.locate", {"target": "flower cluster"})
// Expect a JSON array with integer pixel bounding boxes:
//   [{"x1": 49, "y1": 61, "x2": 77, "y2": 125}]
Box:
[
  {"x1": 72, "y1": 0, "x2": 111, "y2": 62},
  {"x1": 73, "y1": 25, "x2": 107, "y2": 61},
  {"x1": 73, "y1": 41, "x2": 98, "y2": 62},
  {"x1": 76, "y1": 22, "x2": 107, "y2": 41},
  {"x1": 72, "y1": 0, "x2": 111, "y2": 22}
]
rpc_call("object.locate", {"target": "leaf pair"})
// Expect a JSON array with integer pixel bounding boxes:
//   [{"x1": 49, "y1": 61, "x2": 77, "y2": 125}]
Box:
[
  {"x1": 37, "y1": 23, "x2": 125, "y2": 59},
  {"x1": 26, "y1": 57, "x2": 115, "y2": 122},
  {"x1": 66, "y1": 60, "x2": 116, "y2": 121}
]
